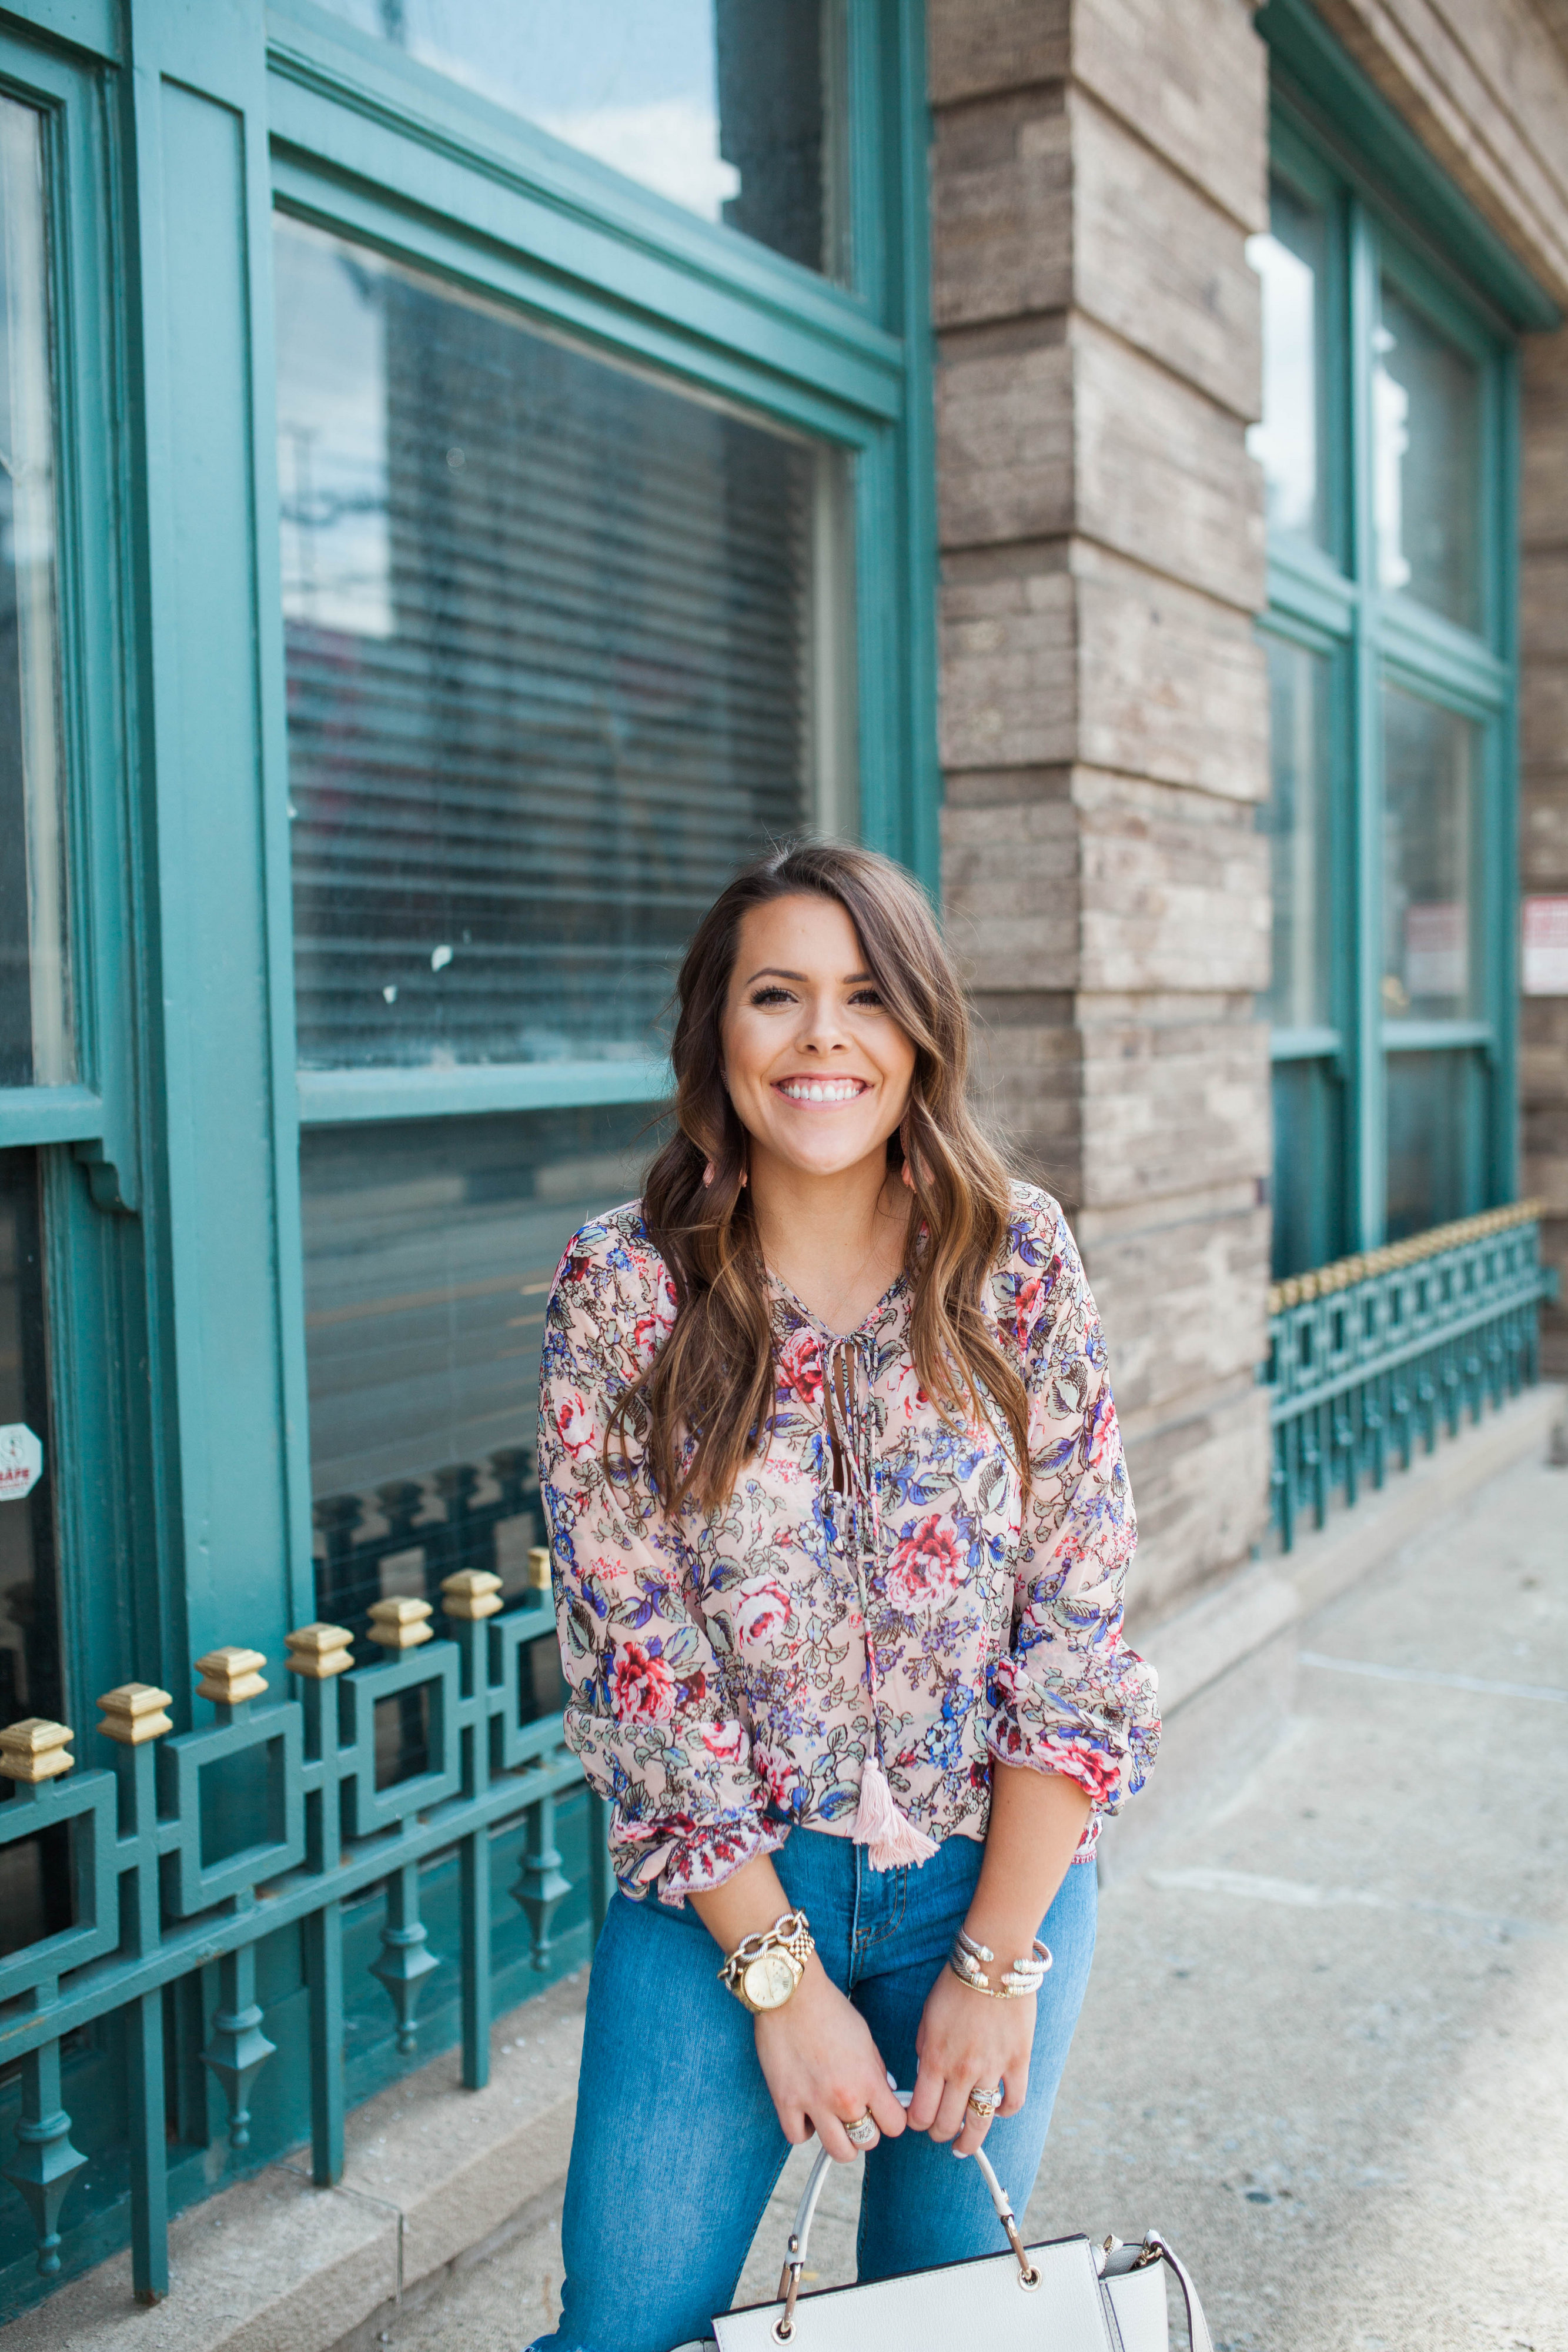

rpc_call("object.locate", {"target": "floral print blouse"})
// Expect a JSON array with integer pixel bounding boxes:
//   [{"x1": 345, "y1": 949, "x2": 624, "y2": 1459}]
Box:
[{"x1": 537, "y1": 1182, "x2": 1159, "y2": 1906}]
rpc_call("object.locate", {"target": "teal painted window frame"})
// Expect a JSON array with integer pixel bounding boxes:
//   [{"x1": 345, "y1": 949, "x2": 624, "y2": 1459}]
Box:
[
  {"x1": 265, "y1": 0, "x2": 940, "y2": 1135},
  {"x1": 260, "y1": 0, "x2": 941, "y2": 1567},
  {"x1": 0, "y1": 17, "x2": 161, "y2": 1738},
  {"x1": 1255, "y1": 7, "x2": 1552, "y2": 1274}
]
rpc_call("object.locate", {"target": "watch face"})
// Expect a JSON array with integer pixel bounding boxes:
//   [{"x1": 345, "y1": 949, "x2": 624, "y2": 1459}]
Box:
[{"x1": 743, "y1": 1950, "x2": 800, "y2": 2010}]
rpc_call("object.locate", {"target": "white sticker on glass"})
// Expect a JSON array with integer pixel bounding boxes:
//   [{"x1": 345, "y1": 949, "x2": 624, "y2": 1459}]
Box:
[
  {"x1": 1523, "y1": 897, "x2": 1568, "y2": 996},
  {"x1": 0, "y1": 1424, "x2": 43, "y2": 1501}
]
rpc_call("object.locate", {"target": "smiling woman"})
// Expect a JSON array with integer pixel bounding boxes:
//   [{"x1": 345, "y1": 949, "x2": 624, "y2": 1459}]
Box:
[
  {"x1": 721, "y1": 892, "x2": 917, "y2": 1227},
  {"x1": 529, "y1": 840, "x2": 1159, "y2": 2352},
  {"x1": 621, "y1": 841, "x2": 1032, "y2": 1515}
]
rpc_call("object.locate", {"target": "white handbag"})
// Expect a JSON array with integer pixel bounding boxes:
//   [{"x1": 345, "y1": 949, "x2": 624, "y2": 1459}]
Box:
[{"x1": 680, "y1": 2126, "x2": 1213, "y2": 2352}]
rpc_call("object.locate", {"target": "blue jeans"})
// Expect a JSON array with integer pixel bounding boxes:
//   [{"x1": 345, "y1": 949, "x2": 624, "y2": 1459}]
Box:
[{"x1": 529, "y1": 1828, "x2": 1098, "y2": 2352}]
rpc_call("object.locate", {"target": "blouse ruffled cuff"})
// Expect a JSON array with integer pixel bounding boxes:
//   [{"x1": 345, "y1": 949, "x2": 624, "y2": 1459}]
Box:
[
  {"x1": 987, "y1": 1646, "x2": 1161, "y2": 1820},
  {"x1": 613, "y1": 1806, "x2": 788, "y2": 1910}
]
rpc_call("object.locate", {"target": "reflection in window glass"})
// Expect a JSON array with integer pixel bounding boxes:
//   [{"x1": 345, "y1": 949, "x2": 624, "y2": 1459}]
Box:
[
  {"x1": 1381, "y1": 687, "x2": 1476, "y2": 1022},
  {"x1": 1386, "y1": 1050, "x2": 1482, "y2": 1241},
  {"x1": 1270, "y1": 1060, "x2": 1344, "y2": 1281},
  {"x1": 1372, "y1": 276, "x2": 1481, "y2": 629},
  {"x1": 301, "y1": 1105, "x2": 655, "y2": 1652},
  {"x1": 0, "y1": 98, "x2": 70, "y2": 1088},
  {"x1": 312, "y1": 0, "x2": 848, "y2": 279},
  {"x1": 1261, "y1": 636, "x2": 1333, "y2": 1030},
  {"x1": 0, "y1": 1151, "x2": 69, "y2": 1955},
  {"x1": 1246, "y1": 177, "x2": 1326, "y2": 544},
  {"x1": 276, "y1": 218, "x2": 854, "y2": 1072}
]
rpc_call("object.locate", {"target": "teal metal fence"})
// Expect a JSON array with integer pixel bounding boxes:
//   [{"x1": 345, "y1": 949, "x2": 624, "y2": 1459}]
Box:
[
  {"x1": 0, "y1": 1566, "x2": 601, "y2": 2309},
  {"x1": 1263, "y1": 1201, "x2": 1557, "y2": 1552}
]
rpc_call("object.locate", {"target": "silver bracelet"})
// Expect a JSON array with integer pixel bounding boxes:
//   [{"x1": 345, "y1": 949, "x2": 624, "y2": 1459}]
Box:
[{"x1": 948, "y1": 1926, "x2": 1052, "y2": 1999}]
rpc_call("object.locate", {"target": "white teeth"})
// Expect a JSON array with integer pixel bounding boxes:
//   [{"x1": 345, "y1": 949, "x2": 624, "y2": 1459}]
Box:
[{"x1": 780, "y1": 1078, "x2": 862, "y2": 1103}]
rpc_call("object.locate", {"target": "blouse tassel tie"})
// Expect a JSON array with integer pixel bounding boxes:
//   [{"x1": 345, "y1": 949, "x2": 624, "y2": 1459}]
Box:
[{"x1": 824, "y1": 1332, "x2": 940, "y2": 1872}]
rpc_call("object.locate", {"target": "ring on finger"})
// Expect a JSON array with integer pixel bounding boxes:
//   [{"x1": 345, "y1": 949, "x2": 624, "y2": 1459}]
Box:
[
  {"x1": 966, "y1": 2085, "x2": 1002, "y2": 2121},
  {"x1": 844, "y1": 2110, "x2": 879, "y2": 2149}
]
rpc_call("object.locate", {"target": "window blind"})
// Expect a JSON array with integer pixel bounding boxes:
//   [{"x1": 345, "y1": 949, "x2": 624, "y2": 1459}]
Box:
[{"x1": 276, "y1": 218, "x2": 846, "y2": 1070}]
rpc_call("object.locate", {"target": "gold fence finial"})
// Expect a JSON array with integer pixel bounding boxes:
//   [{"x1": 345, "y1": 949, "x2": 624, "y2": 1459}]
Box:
[
  {"x1": 442, "y1": 1569, "x2": 503, "y2": 1621},
  {"x1": 0, "y1": 1717, "x2": 75, "y2": 1782},
  {"x1": 285, "y1": 1623, "x2": 355, "y2": 1679},
  {"x1": 367, "y1": 1596, "x2": 433, "y2": 1651},
  {"x1": 527, "y1": 1546, "x2": 552, "y2": 1592},
  {"x1": 97, "y1": 1684, "x2": 175, "y2": 1745},
  {"x1": 194, "y1": 1647, "x2": 268, "y2": 1706}
]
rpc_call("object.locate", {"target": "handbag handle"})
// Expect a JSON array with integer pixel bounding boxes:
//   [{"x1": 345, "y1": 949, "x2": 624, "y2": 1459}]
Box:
[
  {"x1": 771, "y1": 2093, "x2": 1038, "y2": 2342},
  {"x1": 771, "y1": 2104, "x2": 1217, "y2": 2352},
  {"x1": 1141, "y1": 2231, "x2": 1215, "y2": 2352}
]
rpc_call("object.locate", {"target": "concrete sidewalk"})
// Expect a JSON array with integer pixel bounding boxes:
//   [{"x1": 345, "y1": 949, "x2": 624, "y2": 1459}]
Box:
[{"x1": 350, "y1": 1446, "x2": 1568, "y2": 2352}]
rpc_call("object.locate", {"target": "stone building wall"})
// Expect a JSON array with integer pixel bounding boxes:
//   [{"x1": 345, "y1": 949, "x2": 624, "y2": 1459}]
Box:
[
  {"x1": 925, "y1": 0, "x2": 1568, "y2": 1629},
  {"x1": 928, "y1": 0, "x2": 1275, "y2": 1629}
]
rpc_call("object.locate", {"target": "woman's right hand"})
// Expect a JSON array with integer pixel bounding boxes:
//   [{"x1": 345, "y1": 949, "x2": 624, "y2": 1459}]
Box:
[{"x1": 753, "y1": 1962, "x2": 908, "y2": 2161}]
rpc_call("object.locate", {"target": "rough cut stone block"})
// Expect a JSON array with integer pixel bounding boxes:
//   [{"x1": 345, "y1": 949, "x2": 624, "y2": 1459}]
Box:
[
  {"x1": 1086, "y1": 1201, "x2": 1271, "y2": 1421},
  {"x1": 1074, "y1": 316, "x2": 1266, "y2": 612},
  {"x1": 1522, "y1": 329, "x2": 1568, "y2": 543},
  {"x1": 927, "y1": 0, "x2": 1069, "y2": 106},
  {"x1": 1074, "y1": 772, "x2": 1271, "y2": 994},
  {"x1": 937, "y1": 329, "x2": 1073, "y2": 549},
  {"x1": 1520, "y1": 666, "x2": 1568, "y2": 768},
  {"x1": 1076, "y1": 995, "x2": 1272, "y2": 1205},
  {"x1": 1117, "y1": 1378, "x2": 1273, "y2": 1622},
  {"x1": 1072, "y1": 0, "x2": 1268, "y2": 235},
  {"x1": 1074, "y1": 541, "x2": 1269, "y2": 800},
  {"x1": 943, "y1": 764, "x2": 1075, "y2": 809},
  {"x1": 967, "y1": 995, "x2": 1085, "y2": 1202},
  {"x1": 1520, "y1": 549, "x2": 1568, "y2": 660},
  {"x1": 1071, "y1": 88, "x2": 1261, "y2": 422},
  {"x1": 1522, "y1": 784, "x2": 1568, "y2": 891},
  {"x1": 942, "y1": 798, "x2": 1081, "y2": 988},
  {"x1": 938, "y1": 562, "x2": 1076, "y2": 771},
  {"x1": 931, "y1": 90, "x2": 1071, "y2": 329}
]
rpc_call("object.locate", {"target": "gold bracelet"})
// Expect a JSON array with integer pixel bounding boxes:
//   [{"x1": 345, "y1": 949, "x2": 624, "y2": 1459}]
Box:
[{"x1": 718, "y1": 1909, "x2": 816, "y2": 2014}]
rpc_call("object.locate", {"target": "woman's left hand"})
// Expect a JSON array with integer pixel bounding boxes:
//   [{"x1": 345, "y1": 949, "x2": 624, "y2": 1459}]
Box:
[{"x1": 908, "y1": 1964, "x2": 1036, "y2": 2155}]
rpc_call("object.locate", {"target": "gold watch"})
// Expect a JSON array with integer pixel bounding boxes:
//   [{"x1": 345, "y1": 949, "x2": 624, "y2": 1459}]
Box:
[{"x1": 718, "y1": 1909, "x2": 816, "y2": 2014}]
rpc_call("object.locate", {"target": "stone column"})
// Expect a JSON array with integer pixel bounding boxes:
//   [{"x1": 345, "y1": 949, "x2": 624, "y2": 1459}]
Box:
[
  {"x1": 928, "y1": 0, "x2": 1274, "y2": 1621},
  {"x1": 1521, "y1": 330, "x2": 1568, "y2": 1376}
]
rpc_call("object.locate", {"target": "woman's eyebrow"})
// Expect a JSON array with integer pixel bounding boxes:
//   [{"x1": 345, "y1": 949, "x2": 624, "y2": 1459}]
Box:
[{"x1": 741, "y1": 967, "x2": 874, "y2": 987}]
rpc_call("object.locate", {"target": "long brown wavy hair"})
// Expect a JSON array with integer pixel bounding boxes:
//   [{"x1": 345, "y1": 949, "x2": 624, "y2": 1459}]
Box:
[{"x1": 611, "y1": 840, "x2": 1030, "y2": 1509}]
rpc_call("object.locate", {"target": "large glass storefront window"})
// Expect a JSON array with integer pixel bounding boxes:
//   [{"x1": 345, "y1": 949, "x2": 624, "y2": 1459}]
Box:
[
  {"x1": 300, "y1": 1104, "x2": 651, "y2": 1656},
  {"x1": 1252, "y1": 126, "x2": 1511, "y2": 1278},
  {"x1": 277, "y1": 209, "x2": 860, "y2": 1636},
  {"x1": 275, "y1": 216, "x2": 854, "y2": 1072},
  {"x1": 0, "y1": 93, "x2": 69, "y2": 1090},
  {"x1": 311, "y1": 1, "x2": 850, "y2": 280}
]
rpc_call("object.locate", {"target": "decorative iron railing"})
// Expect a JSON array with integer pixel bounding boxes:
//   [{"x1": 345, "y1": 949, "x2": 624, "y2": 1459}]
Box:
[
  {"x1": 0, "y1": 1569, "x2": 601, "y2": 2309},
  {"x1": 1263, "y1": 1202, "x2": 1557, "y2": 1552},
  {"x1": 313, "y1": 1444, "x2": 543, "y2": 1650}
]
